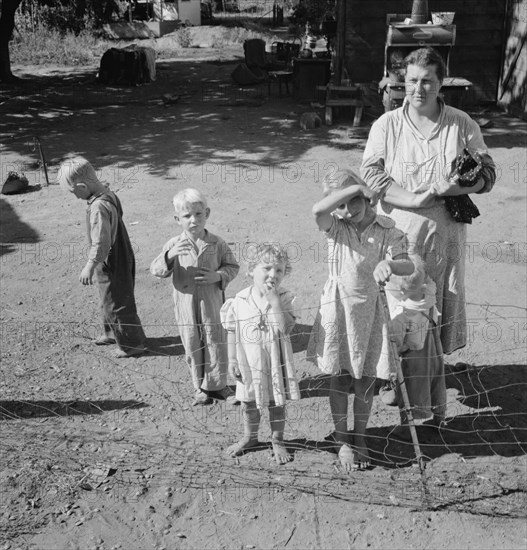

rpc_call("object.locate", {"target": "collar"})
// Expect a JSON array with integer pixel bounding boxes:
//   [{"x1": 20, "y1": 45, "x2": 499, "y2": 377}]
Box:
[
  {"x1": 373, "y1": 214, "x2": 396, "y2": 229},
  {"x1": 237, "y1": 285, "x2": 288, "y2": 302},
  {"x1": 87, "y1": 191, "x2": 107, "y2": 205},
  {"x1": 402, "y1": 96, "x2": 445, "y2": 140},
  {"x1": 177, "y1": 229, "x2": 218, "y2": 243}
]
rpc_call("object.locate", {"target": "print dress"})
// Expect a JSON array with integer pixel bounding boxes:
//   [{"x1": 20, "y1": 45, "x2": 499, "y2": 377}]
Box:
[
  {"x1": 221, "y1": 286, "x2": 301, "y2": 409},
  {"x1": 309, "y1": 213, "x2": 407, "y2": 380}
]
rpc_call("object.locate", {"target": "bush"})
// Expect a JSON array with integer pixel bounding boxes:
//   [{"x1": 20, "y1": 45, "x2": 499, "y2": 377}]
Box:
[
  {"x1": 11, "y1": 27, "x2": 111, "y2": 66},
  {"x1": 15, "y1": 0, "x2": 128, "y2": 33}
]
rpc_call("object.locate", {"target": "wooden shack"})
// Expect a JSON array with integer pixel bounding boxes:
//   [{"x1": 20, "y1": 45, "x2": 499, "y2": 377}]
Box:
[{"x1": 335, "y1": 0, "x2": 507, "y2": 107}]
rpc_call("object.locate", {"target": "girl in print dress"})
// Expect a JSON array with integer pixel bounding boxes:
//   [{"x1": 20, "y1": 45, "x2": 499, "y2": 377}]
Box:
[{"x1": 221, "y1": 244, "x2": 301, "y2": 465}]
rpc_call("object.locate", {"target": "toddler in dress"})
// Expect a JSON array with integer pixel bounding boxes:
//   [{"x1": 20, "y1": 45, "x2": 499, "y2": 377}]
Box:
[
  {"x1": 385, "y1": 259, "x2": 446, "y2": 438},
  {"x1": 221, "y1": 244, "x2": 301, "y2": 465}
]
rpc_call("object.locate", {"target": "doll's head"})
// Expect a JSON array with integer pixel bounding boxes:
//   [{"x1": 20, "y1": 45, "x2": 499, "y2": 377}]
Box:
[
  {"x1": 58, "y1": 156, "x2": 106, "y2": 200},
  {"x1": 172, "y1": 188, "x2": 210, "y2": 239},
  {"x1": 246, "y1": 243, "x2": 292, "y2": 292}
]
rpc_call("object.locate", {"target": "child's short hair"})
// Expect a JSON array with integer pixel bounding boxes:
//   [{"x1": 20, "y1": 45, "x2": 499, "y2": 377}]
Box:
[
  {"x1": 392, "y1": 257, "x2": 426, "y2": 291},
  {"x1": 173, "y1": 188, "x2": 208, "y2": 214},
  {"x1": 322, "y1": 168, "x2": 370, "y2": 199},
  {"x1": 58, "y1": 156, "x2": 101, "y2": 192},
  {"x1": 246, "y1": 243, "x2": 292, "y2": 276}
]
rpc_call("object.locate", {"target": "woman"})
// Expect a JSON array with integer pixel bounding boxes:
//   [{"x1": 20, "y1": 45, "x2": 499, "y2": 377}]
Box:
[{"x1": 361, "y1": 47, "x2": 496, "y2": 429}]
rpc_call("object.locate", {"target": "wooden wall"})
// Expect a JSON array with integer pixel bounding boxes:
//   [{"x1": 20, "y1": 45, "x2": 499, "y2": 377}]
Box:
[
  {"x1": 340, "y1": 0, "x2": 507, "y2": 106},
  {"x1": 497, "y1": 0, "x2": 527, "y2": 119}
]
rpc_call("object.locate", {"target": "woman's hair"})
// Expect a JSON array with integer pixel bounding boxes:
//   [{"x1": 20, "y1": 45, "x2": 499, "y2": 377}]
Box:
[
  {"x1": 172, "y1": 188, "x2": 208, "y2": 213},
  {"x1": 404, "y1": 47, "x2": 446, "y2": 82},
  {"x1": 246, "y1": 243, "x2": 292, "y2": 276},
  {"x1": 58, "y1": 156, "x2": 101, "y2": 192},
  {"x1": 322, "y1": 168, "x2": 368, "y2": 197}
]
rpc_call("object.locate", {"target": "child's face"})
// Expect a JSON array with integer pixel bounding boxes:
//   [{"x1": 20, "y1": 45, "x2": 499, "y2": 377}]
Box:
[
  {"x1": 70, "y1": 182, "x2": 92, "y2": 200},
  {"x1": 335, "y1": 195, "x2": 368, "y2": 224},
  {"x1": 386, "y1": 271, "x2": 425, "y2": 301},
  {"x1": 175, "y1": 202, "x2": 210, "y2": 239},
  {"x1": 250, "y1": 257, "x2": 286, "y2": 293}
]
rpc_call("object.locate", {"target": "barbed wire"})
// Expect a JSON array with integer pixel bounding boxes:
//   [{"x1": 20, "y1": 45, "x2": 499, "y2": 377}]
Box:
[{"x1": 1, "y1": 295, "x2": 525, "y2": 525}]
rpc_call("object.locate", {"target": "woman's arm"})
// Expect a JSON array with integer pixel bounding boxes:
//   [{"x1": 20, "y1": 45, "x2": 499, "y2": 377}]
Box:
[
  {"x1": 384, "y1": 182, "x2": 439, "y2": 208},
  {"x1": 361, "y1": 118, "x2": 438, "y2": 209}
]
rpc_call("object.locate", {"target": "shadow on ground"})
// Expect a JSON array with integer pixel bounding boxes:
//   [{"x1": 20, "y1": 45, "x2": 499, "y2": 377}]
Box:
[
  {"x1": 0, "y1": 58, "x2": 367, "y2": 181},
  {"x1": 0, "y1": 399, "x2": 148, "y2": 420}
]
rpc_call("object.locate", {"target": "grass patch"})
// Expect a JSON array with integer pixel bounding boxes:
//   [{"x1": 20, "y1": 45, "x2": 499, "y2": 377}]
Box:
[
  {"x1": 10, "y1": 24, "x2": 282, "y2": 66},
  {"x1": 11, "y1": 27, "x2": 112, "y2": 66}
]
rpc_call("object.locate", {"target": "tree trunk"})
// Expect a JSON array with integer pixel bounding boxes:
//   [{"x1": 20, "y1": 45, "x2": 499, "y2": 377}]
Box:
[{"x1": 0, "y1": 0, "x2": 23, "y2": 82}]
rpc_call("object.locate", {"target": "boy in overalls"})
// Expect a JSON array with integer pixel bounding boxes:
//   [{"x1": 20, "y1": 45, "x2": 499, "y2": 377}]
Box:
[{"x1": 59, "y1": 156, "x2": 146, "y2": 358}]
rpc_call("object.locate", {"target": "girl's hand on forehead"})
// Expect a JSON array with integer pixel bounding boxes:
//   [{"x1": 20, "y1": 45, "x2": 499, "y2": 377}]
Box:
[{"x1": 362, "y1": 187, "x2": 378, "y2": 206}]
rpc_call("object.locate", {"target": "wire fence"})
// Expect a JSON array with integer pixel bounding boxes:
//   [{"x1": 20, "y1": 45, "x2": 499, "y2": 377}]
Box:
[{"x1": 1, "y1": 293, "x2": 525, "y2": 533}]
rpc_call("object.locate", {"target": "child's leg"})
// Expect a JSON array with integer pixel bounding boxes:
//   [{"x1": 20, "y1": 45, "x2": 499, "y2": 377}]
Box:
[
  {"x1": 269, "y1": 404, "x2": 292, "y2": 465},
  {"x1": 350, "y1": 375, "x2": 375, "y2": 469},
  {"x1": 96, "y1": 267, "x2": 146, "y2": 356},
  {"x1": 329, "y1": 372, "x2": 353, "y2": 444},
  {"x1": 226, "y1": 401, "x2": 260, "y2": 457}
]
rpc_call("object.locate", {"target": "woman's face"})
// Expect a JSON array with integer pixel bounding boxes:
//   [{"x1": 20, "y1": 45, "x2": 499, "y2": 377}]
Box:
[{"x1": 405, "y1": 64, "x2": 442, "y2": 111}]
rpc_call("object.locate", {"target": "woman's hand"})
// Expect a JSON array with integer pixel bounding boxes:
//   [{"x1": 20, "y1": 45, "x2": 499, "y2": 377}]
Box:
[{"x1": 433, "y1": 176, "x2": 486, "y2": 197}]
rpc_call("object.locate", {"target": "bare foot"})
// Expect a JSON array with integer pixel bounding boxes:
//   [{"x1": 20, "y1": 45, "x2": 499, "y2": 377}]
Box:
[
  {"x1": 337, "y1": 444, "x2": 356, "y2": 472},
  {"x1": 94, "y1": 335, "x2": 116, "y2": 346},
  {"x1": 112, "y1": 346, "x2": 146, "y2": 358},
  {"x1": 338, "y1": 440, "x2": 370, "y2": 471},
  {"x1": 351, "y1": 437, "x2": 371, "y2": 470},
  {"x1": 226, "y1": 437, "x2": 259, "y2": 458},
  {"x1": 271, "y1": 439, "x2": 292, "y2": 465}
]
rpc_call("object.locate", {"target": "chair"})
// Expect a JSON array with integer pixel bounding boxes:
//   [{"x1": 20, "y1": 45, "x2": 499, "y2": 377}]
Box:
[
  {"x1": 243, "y1": 39, "x2": 288, "y2": 72},
  {"x1": 243, "y1": 39, "x2": 268, "y2": 71},
  {"x1": 317, "y1": 84, "x2": 365, "y2": 126}
]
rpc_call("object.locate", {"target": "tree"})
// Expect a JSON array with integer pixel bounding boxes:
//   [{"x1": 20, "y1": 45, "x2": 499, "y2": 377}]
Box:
[{"x1": 0, "y1": 0, "x2": 23, "y2": 82}]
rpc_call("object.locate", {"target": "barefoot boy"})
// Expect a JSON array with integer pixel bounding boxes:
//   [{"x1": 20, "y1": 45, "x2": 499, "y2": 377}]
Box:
[{"x1": 58, "y1": 156, "x2": 146, "y2": 358}]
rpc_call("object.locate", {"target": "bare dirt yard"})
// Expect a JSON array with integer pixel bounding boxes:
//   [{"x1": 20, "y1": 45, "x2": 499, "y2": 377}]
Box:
[{"x1": 1, "y1": 31, "x2": 526, "y2": 550}]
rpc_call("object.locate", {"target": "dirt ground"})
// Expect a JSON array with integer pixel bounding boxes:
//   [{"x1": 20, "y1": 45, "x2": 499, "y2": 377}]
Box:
[{"x1": 1, "y1": 31, "x2": 526, "y2": 550}]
